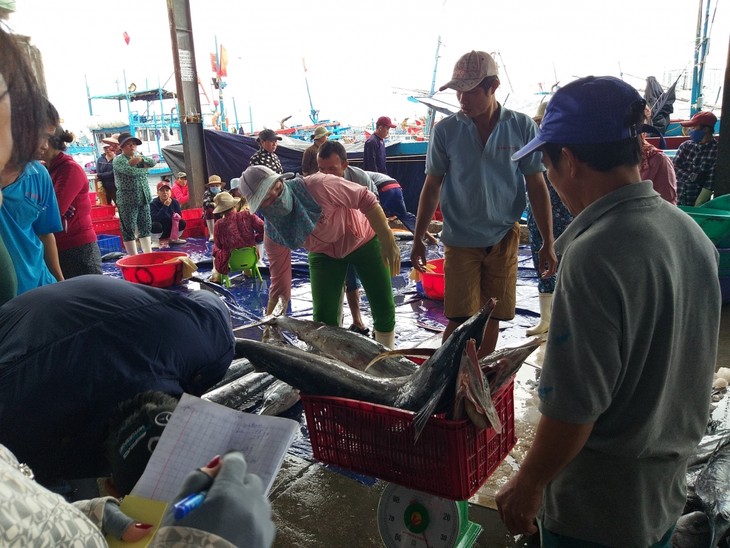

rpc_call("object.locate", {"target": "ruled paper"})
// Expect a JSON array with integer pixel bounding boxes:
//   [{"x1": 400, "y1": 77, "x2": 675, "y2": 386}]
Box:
[{"x1": 132, "y1": 393, "x2": 298, "y2": 501}]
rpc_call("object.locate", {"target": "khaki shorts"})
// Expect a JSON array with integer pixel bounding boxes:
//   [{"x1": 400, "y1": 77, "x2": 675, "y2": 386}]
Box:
[{"x1": 443, "y1": 223, "x2": 519, "y2": 321}]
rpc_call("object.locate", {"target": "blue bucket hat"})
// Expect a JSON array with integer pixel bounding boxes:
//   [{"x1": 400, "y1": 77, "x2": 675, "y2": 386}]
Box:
[{"x1": 512, "y1": 76, "x2": 645, "y2": 161}]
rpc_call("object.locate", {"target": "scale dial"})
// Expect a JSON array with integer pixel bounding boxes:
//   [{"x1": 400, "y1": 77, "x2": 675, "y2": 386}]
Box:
[{"x1": 377, "y1": 483, "x2": 462, "y2": 548}]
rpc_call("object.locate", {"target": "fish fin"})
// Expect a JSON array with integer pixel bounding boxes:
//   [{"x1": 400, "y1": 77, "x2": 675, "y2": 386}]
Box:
[
  {"x1": 413, "y1": 386, "x2": 447, "y2": 442},
  {"x1": 363, "y1": 348, "x2": 436, "y2": 371},
  {"x1": 465, "y1": 339, "x2": 502, "y2": 431},
  {"x1": 465, "y1": 400, "x2": 489, "y2": 429}
]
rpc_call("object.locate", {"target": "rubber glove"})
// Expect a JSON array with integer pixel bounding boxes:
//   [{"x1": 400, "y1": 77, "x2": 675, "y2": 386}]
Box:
[
  {"x1": 695, "y1": 187, "x2": 713, "y2": 207},
  {"x1": 102, "y1": 500, "x2": 154, "y2": 542},
  {"x1": 162, "y1": 452, "x2": 275, "y2": 548},
  {"x1": 365, "y1": 205, "x2": 401, "y2": 276}
]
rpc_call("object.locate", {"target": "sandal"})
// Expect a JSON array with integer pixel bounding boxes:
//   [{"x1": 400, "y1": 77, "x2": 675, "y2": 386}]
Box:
[{"x1": 348, "y1": 324, "x2": 370, "y2": 336}]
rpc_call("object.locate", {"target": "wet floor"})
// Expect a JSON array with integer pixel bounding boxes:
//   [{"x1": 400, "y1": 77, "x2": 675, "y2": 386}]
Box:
[{"x1": 100, "y1": 235, "x2": 730, "y2": 547}]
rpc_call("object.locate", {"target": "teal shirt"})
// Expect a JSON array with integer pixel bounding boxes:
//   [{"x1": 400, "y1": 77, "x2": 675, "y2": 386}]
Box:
[
  {"x1": 426, "y1": 105, "x2": 543, "y2": 247},
  {"x1": 0, "y1": 162, "x2": 62, "y2": 295}
]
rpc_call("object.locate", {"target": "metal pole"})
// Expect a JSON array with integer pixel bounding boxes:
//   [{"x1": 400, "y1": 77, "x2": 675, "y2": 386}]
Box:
[
  {"x1": 691, "y1": 0, "x2": 705, "y2": 115},
  {"x1": 167, "y1": 0, "x2": 207, "y2": 207},
  {"x1": 232, "y1": 96, "x2": 240, "y2": 130},
  {"x1": 215, "y1": 35, "x2": 227, "y2": 132}
]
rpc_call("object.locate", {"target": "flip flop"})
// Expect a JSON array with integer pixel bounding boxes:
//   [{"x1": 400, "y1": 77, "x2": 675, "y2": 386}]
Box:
[{"x1": 348, "y1": 324, "x2": 370, "y2": 336}]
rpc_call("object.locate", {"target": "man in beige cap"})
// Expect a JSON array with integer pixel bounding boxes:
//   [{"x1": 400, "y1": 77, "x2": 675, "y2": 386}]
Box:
[
  {"x1": 301, "y1": 126, "x2": 332, "y2": 176},
  {"x1": 410, "y1": 50, "x2": 556, "y2": 357}
]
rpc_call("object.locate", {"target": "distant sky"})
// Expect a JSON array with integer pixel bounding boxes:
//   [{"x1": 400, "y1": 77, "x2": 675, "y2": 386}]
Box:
[{"x1": 7, "y1": 0, "x2": 729, "y2": 136}]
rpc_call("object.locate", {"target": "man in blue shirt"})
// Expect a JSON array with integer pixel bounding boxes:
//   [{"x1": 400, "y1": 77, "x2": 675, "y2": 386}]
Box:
[
  {"x1": 363, "y1": 116, "x2": 395, "y2": 173},
  {"x1": 411, "y1": 51, "x2": 556, "y2": 357}
]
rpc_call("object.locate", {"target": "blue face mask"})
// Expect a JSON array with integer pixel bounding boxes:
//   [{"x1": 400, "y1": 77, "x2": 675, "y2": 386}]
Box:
[
  {"x1": 689, "y1": 128, "x2": 705, "y2": 143},
  {"x1": 210, "y1": 186, "x2": 221, "y2": 195}
]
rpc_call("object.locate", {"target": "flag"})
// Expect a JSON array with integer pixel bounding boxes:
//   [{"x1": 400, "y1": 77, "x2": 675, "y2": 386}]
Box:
[
  {"x1": 210, "y1": 53, "x2": 218, "y2": 74},
  {"x1": 219, "y1": 45, "x2": 228, "y2": 77},
  {"x1": 123, "y1": 31, "x2": 130, "y2": 45}
]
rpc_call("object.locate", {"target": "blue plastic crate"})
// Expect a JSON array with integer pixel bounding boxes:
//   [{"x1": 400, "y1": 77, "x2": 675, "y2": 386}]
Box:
[{"x1": 97, "y1": 234, "x2": 122, "y2": 254}]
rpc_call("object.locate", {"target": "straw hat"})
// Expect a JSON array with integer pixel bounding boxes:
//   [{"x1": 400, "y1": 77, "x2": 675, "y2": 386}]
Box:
[
  {"x1": 207, "y1": 175, "x2": 223, "y2": 186},
  {"x1": 213, "y1": 191, "x2": 241, "y2": 214},
  {"x1": 311, "y1": 126, "x2": 332, "y2": 140}
]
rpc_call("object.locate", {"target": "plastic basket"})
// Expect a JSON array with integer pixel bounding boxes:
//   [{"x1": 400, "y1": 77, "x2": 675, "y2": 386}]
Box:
[
  {"x1": 97, "y1": 234, "x2": 122, "y2": 254},
  {"x1": 302, "y1": 378, "x2": 515, "y2": 500},
  {"x1": 90, "y1": 205, "x2": 116, "y2": 221},
  {"x1": 678, "y1": 205, "x2": 730, "y2": 248},
  {"x1": 181, "y1": 207, "x2": 203, "y2": 221},
  {"x1": 719, "y1": 248, "x2": 730, "y2": 278},
  {"x1": 92, "y1": 218, "x2": 121, "y2": 237}
]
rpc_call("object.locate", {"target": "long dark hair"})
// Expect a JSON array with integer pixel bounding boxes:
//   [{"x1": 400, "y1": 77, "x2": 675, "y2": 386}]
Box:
[{"x1": 0, "y1": 27, "x2": 49, "y2": 171}]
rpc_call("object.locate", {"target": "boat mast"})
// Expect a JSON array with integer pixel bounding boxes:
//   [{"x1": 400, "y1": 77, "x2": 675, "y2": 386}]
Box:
[
  {"x1": 302, "y1": 58, "x2": 319, "y2": 124},
  {"x1": 425, "y1": 36, "x2": 442, "y2": 139},
  {"x1": 691, "y1": 0, "x2": 712, "y2": 114}
]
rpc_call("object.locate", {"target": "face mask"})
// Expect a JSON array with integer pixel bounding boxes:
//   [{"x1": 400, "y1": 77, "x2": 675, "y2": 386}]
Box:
[
  {"x1": 689, "y1": 128, "x2": 705, "y2": 143},
  {"x1": 210, "y1": 186, "x2": 221, "y2": 195},
  {"x1": 261, "y1": 184, "x2": 293, "y2": 218}
]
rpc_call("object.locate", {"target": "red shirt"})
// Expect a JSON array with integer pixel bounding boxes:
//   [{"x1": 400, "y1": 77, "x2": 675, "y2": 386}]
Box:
[
  {"x1": 47, "y1": 152, "x2": 97, "y2": 251},
  {"x1": 171, "y1": 179, "x2": 190, "y2": 205}
]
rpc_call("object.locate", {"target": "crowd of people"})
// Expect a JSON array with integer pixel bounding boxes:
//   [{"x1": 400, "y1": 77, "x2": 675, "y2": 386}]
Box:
[{"x1": 0, "y1": 19, "x2": 725, "y2": 547}]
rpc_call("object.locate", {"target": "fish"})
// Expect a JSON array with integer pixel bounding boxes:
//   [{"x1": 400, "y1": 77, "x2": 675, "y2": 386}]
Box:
[
  {"x1": 207, "y1": 357, "x2": 255, "y2": 391},
  {"x1": 235, "y1": 298, "x2": 496, "y2": 440},
  {"x1": 463, "y1": 339, "x2": 501, "y2": 431},
  {"x1": 670, "y1": 511, "x2": 712, "y2": 548},
  {"x1": 694, "y1": 438, "x2": 730, "y2": 547},
  {"x1": 451, "y1": 339, "x2": 502, "y2": 431},
  {"x1": 203, "y1": 371, "x2": 277, "y2": 411},
  {"x1": 480, "y1": 337, "x2": 544, "y2": 392},
  {"x1": 258, "y1": 379, "x2": 301, "y2": 416},
  {"x1": 236, "y1": 315, "x2": 418, "y2": 378}
]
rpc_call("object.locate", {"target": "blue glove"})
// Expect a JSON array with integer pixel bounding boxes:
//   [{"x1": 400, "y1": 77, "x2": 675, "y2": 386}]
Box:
[{"x1": 162, "y1": 452, "x2": 275, "y2": 547}]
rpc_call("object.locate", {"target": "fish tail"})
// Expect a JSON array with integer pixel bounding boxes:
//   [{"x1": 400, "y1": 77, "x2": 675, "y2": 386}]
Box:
[{"x1": 412, "y1": 386, "x2": 446, "y2": 441}]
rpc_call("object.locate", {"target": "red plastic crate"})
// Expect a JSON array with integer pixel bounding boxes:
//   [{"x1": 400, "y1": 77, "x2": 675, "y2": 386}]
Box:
[
  {"x1": 302, "y1": 378, "x2": 515, "y2": 500},
  {"x1": 183, "y1": 217, "x2": 205, "y2": 237},
  {"x1": 93, "y1": 218, "x2": 121, "y2": 238},
  {"x1": 90, "y1": 205, "x2": 116, "y2": 220},
  {"x1": 181, "y1": 207, "x2": 203, "y2": 221}
]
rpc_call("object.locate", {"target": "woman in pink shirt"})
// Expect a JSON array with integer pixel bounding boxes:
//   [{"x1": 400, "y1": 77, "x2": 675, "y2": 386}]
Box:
[
  {"x1": 211, "y1": 191, "x2": 264, "y2": 279},
  {"x1": 41, "y1": 126, "x2": 102, "y2": 277},
  {"x1": 234, "y1": 165, "x2": 401, "y2": 348},
  {"x1": 171, "y1": 172, "x2": 190, "y2": 206}
]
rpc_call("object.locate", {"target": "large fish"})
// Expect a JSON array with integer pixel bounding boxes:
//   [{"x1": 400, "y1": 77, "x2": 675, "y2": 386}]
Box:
[
  {"x1": 235, "y1": 299, "x2": 496, "y2": 439},
  {"x1": 694, "y1": 438, "x2": 730, "y2": 547},
  {"x1": 451, "y1": 339, "x2": 502, "y2": 431},
  {"x1": 203, "y1": 371, "x2": 277, "y2": 410},
  {"x1": 481, "y1": 337, "x2": 544, "y2": 392},
  {"x1": 235, "y1": 315, "x2": 417, "y2": 377},
  {"x1": 258, "y1": 379, "x2": 301, "y2": 416}
]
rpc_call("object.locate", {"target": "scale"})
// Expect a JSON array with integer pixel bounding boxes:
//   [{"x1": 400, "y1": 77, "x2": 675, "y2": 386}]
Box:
[{"x1": 377, "y1": 483, "x2": 482, "y2": 548}]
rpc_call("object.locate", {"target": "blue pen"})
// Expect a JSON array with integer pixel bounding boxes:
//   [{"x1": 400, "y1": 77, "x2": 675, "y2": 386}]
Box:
[{"x1": 173, "y1": 490, "x2": 207, "y2": 520}]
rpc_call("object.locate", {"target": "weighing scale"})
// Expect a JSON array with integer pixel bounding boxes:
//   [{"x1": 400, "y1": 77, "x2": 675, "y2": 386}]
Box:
[{"x1": 377, "y1": 483, "x2": 482, "y2": 548}]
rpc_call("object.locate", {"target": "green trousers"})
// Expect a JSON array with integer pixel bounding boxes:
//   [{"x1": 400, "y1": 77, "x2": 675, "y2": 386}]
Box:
[{"x1": 308, "y1": 237, "x2": 395, "y2": 333}]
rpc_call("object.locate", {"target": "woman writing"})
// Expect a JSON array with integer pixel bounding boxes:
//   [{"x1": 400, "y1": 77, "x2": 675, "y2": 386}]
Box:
[
  {"x1": 234, "y1": 165, "x2": 400, "y2": 348},
  {"x1": 41, "y1": 124, "x2": 102, "y2": 277}
]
